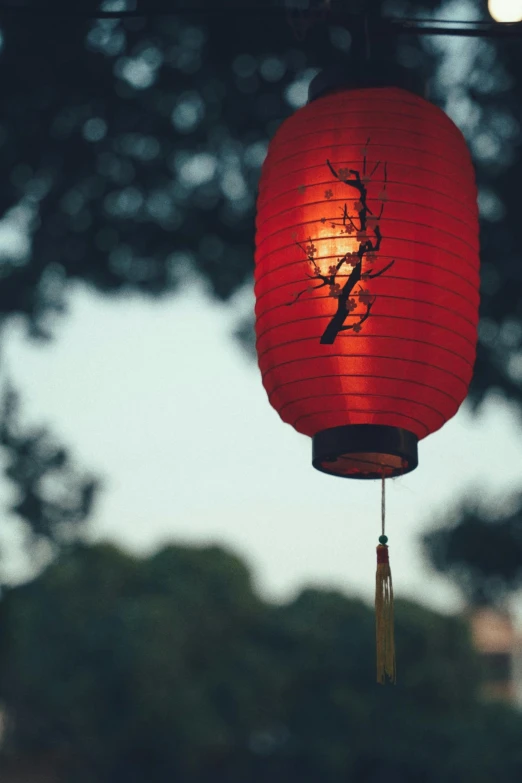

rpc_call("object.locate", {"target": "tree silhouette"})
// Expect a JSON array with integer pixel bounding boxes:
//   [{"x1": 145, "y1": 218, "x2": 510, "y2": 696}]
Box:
[
  {"x1": 290, "y1": 141, "x2": 394, "y2": 344},
  {"x1": 2, "y1": 541, "x2": 514, "y2": 783},
  {"x1": 0, "y1": 386, "x2": 99, "y2": 577},
  {"x1": 423, "y1": 492, "x2": 522, "y2": 607}
]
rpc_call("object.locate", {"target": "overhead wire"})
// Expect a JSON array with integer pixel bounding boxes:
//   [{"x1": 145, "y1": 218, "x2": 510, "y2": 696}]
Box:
[{"x1": 0, "y1": 3, "x2": 519, "y2": 36}]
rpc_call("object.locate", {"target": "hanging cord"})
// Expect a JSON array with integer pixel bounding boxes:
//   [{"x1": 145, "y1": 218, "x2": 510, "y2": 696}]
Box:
[
  {"x1": 364, "y1": 13, "x2": 371, "y2": 61},
  {"x1": 0, "y1": 5, "x2": 520, "y2": 36},
  {"x1": 286, "y1": 0, "x2": 331, "y2": 41},
  {"x1": 381, "y1": 472, "x2": 385, "y2": 538},
  {"x1": 375, "y1": 472, "x2": 396, "y2": 684}
]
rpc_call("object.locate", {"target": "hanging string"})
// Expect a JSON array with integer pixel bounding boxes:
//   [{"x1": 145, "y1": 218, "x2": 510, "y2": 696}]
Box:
[
  {"x1": 286, "y1": 0, "x2": 331, "y2": 41},
  {"x1": 0, "y1": 4, "x2": 520, "y2": 37},
  {"x1": 364, "y1": 13, "x2": 371, "y2": 61},
  {"x1": 381, "y1": 472, "x2": 385, "y2": 538}
]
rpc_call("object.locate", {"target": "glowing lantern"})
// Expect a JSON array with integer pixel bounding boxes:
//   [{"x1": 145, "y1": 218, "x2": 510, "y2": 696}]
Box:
[{"x1": 254, "y1": 78, "x2": 480, "y2": 682}]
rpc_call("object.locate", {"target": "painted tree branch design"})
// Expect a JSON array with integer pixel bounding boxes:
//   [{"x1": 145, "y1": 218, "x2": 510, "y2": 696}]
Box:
[{"x1": 290, "y1": 140, "x2": 394, "y2": 345}]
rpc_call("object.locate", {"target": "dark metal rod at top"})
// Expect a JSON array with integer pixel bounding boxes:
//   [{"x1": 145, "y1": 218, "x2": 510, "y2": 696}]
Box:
[{"x1": 0, "y1": 4, "x2": 519, "y2": 37}]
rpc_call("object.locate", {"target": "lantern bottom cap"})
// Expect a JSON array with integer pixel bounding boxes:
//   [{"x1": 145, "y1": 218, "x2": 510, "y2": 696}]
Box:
[{"x1": 312, "y1": 425, "x2": 418, "y2": 480}]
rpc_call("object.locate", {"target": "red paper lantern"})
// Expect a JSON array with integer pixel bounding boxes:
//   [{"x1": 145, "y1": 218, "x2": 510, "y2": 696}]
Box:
[{"x1": 255, "y1": 84, "x2": 479, "y2": 480}]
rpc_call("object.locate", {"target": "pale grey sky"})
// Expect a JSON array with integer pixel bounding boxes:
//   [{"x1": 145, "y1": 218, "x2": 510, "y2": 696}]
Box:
[{"x1": 2, "y1": 280, "x2": 522, "y2": 615}]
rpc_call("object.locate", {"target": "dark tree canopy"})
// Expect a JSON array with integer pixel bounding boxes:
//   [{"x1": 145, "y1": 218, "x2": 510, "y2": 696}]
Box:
[
  {"x1": 423, "y1": 492, "x2": 522, "y2": 606},
  {"x1": 0, "y1": 386, "x2": 98, "y2": 581},
  {"x1": 3, "y1": 541, "x2": 522, "y2": 783}
]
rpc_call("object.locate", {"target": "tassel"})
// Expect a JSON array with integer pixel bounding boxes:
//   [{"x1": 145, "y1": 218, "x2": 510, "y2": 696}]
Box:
[
  {"x1": 376, "y1": 540, "x2": 396, "y2": 684},
  {"x1": 375, "y1": 474, "x2": 395, "y2": 684}
]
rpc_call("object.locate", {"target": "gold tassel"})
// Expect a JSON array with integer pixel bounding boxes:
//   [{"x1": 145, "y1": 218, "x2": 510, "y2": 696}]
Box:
[{"x1": 376, "y1": 542, "x2": 396, "y2": 684}]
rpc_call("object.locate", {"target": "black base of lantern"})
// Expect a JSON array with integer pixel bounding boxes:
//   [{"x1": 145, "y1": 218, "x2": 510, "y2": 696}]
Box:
[
  {"x1": 312, "y1": 425, "x2": 418, "y2": 480},
  {"x1": 308, "y1": 65, "x2": 427, "y2": 103}
]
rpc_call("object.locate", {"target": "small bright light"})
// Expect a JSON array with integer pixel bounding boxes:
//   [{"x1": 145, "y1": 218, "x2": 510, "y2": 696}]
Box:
[{"x1": 488, "y1": 0, "x2": 522, "y2": 22}]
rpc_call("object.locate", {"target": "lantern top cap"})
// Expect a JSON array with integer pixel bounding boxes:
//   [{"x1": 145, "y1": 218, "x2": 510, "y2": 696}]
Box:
[{"x1": 308, "y1": 65, "x2": 427, "y2": 103}]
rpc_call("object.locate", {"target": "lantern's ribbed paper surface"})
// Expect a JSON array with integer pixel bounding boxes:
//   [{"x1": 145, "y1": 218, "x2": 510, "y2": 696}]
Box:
[{"x1": 254, "y1": 87, "x2": 479, "y2": 448}]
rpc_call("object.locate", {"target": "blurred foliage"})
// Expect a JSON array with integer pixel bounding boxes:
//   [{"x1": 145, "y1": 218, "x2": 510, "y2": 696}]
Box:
[
  {"x1": 419, "y1": 4, "x2": 522, "y2": 407},
  {"x1": 0, "y1": 0, "x2": 478, "y2": 352},
  {"x1": 0, "y1": 387, "x2": 98, "y2": 545},
  {"x1": 2, "y1": 541, "x2": 522, "y2": 782},
  {"x1": 0, "y1": 385, "x2": 99, "y2": 580},
  {"x1": 423, "y1": 491, "x2": 522, "y2": 606}
]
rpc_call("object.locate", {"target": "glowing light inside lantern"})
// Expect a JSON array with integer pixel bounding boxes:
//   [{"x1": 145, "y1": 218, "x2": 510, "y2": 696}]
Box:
[{"x1": 315, "y1": 219, "x2": 359, "y2": 278}]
